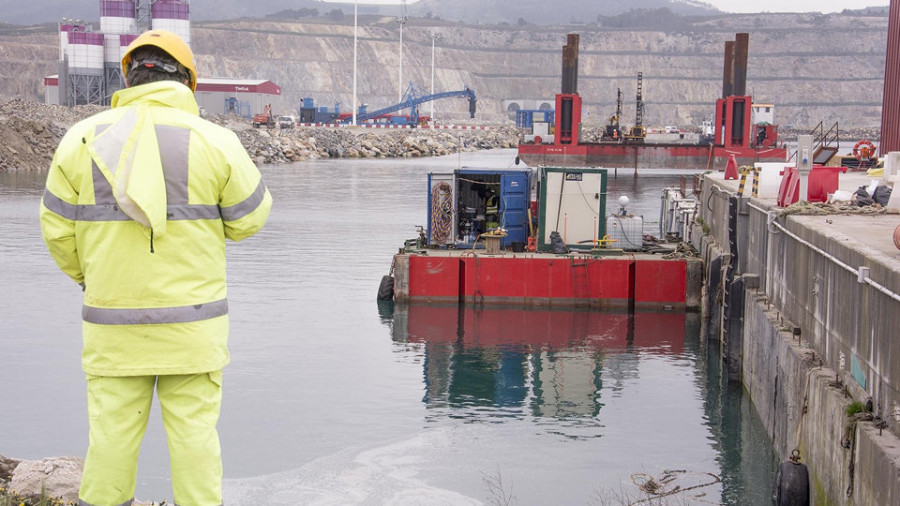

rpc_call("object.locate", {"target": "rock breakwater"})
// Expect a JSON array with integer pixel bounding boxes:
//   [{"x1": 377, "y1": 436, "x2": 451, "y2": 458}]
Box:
[
  {"x1": 0, "y1": 99, "x2": 520, "y2": 172},
  {"x1": 2, "y1": 99, "x2": 879, "y2": 173},
  {"x1": 227, "y1": 121, "x2": 520, "y2": 165}
]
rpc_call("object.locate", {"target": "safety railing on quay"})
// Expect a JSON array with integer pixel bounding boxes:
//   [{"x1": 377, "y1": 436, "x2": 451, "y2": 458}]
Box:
[{"x1": 746, "y1": 200, "x2": 900, "y2": 304}]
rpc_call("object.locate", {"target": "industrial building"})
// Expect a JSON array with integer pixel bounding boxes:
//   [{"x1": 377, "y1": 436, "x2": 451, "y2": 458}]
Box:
[
  {"x1": 50, "y1": 1, "x2": 190, "y2": 107},
  {"x1": 46, "y1": 75, "x2": 282, "y2": 118},
  {"x1": 45, "y1": 0, "x2": 281, "y2": 117},
  {"x1": 193, "y1": 78, "x2": 281, "y2": 117}
]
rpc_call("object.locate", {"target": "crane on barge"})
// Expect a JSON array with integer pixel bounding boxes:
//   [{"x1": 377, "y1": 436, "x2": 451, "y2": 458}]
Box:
[
  {"x1": 623, "y1": 72, "x2": 646, "y2": 143},
  {"x1": 604, "y1": 88, "x2": 623, "y2": 140}
]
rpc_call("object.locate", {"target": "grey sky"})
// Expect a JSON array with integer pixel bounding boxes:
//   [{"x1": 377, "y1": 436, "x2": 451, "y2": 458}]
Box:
[
  {"x1": 705, "y1": 0, "x2": 888, "y2": 13},
  {"x1": 324, "y1": 0, "x2": 890, "y2": 13}
]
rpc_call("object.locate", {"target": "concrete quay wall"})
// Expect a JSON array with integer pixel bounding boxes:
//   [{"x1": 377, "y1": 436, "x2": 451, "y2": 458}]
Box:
[{"x1": 696, "y1": 172, "x2": 900, "y2": 505}]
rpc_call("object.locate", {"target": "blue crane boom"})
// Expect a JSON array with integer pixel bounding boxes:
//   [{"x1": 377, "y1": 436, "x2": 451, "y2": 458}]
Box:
[{"x1": 343, "y1": 82, "x2": 477, "y2": 124}]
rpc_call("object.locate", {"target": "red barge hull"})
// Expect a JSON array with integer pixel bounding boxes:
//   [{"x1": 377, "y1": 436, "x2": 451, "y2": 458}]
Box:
[
  {"x1": 392, "y1": 252, "x2": 702, "y2": 311},
  {"x1": 517, "y1": 142, "x2": 788, "y2": 170}
]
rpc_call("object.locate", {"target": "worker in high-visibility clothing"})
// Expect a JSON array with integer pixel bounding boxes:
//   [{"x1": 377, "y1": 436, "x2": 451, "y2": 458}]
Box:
[
  {"x1": 484, "y1": 188, "x2": 499, "y2": 229},
  {"x1": 40, "y1": 29, "x2": 272, "y2": 506}
]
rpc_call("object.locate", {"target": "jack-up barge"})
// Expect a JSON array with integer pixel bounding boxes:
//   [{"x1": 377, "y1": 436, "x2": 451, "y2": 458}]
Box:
[{"x1": 517, "y1": 33, "x2": 789, "y2": 170}]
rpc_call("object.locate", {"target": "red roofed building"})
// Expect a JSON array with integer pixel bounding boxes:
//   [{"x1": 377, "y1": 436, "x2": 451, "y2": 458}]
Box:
[
  {"x1": 194, "y1": 78, "x2": 282, "y2": 117},
  {"x1": 44, "y1": 75, "x2": 282, "y2": 118}
]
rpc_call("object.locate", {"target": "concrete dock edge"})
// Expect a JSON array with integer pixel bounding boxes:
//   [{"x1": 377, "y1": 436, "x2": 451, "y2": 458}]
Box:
[{"x1": 699, "y1": 171, "x2": 900, "y2": 505}]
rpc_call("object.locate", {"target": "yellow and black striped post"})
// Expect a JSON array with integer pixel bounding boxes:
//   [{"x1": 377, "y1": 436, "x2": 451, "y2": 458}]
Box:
[
  {"x1": 737, "y1": 166, "x2": 750, "y2": 196},
  {"x1": 750, "y1": 167, "x2": 759, "y2": 197},
  {"x1": 737, "y1": 166, "x2": 760, "y2": 197}
]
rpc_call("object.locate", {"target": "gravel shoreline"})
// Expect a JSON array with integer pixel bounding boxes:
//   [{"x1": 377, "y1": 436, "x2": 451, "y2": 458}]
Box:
[
  {"x1": 0, "y1": 98, "x2": 520, "y2": 172},
  {"x1": 0, "y1": 98, "x2": 881, "y2": 173}
]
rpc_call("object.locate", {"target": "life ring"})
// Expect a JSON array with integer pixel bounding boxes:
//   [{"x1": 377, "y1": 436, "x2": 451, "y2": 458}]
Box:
[{"x1": 853, "y1": 139, "x2": 876, "y2": 160}]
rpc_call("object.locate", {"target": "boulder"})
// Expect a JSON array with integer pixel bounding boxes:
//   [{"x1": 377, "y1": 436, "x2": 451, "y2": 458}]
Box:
[
  {"x1": 0, "y1": 454, "x2": 21, "y2": 481},
  {"x1": 8, "y1": 456, "x2": 84, "y2": 503}
]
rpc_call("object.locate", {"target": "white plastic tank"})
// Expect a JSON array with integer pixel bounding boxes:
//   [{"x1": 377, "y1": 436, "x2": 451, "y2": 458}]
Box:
[{"x1": 606, "y1": 215, "x2": 643, "y2": 250}]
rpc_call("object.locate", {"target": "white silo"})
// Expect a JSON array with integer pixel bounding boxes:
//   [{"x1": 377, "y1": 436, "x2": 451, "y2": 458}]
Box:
[
  {"x1": 100, "y1": 0, "x2": 137, "y2": 34},
  {"x1": 58, "y1": 22, "x2": 87, "y2": 63},
  {"x1": 119, "y1": 33, "x2": 139, "y2": 59},
  {"x1": 100, "y1": 2, "x2": 139, "y2": 102},
  {"x1": 65, "y1": 31, "x2": 105, "y2": 105},
  {"x1": 105, "y1": 33, "x2": 138, "y2": 99},
  {"x1": 66, "y1": 32, "x2": 105, "y2": 78},
  {"x1": 151, "y1": 0, "x2": 191, "y2": 45}
]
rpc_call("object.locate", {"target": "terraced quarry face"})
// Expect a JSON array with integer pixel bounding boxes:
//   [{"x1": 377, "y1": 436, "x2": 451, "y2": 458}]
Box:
[{"x1": 0, "y1": 10, "x2": 888, "y2": 130}]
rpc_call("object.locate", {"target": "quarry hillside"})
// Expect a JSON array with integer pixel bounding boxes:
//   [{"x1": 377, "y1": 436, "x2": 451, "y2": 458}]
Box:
[{"x1": 0, "y1": 10, "x2": 888, "y2": 130}]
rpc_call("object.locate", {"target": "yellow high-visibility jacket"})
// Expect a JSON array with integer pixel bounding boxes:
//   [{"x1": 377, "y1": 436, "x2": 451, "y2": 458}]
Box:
[
  {"x1": 40, "y1": 81, "x2": 272, "y2": 376},
  {"x1": 486, "y1": 194, "x2": 499, "y2": 215}
]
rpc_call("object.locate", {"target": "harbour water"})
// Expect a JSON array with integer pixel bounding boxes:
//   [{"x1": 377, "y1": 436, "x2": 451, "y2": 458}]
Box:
[{"x1": 0, "y1": 149, "x2": 775, "y2": 504}]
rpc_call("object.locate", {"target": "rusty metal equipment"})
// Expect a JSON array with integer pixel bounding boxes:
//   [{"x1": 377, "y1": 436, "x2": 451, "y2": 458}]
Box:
[
  {"x1": 625, "y1": 72, "x2": 645, "y2": 142},
  {"x1": 561, "y1": 33, "x2": 579, "y2": 95}
]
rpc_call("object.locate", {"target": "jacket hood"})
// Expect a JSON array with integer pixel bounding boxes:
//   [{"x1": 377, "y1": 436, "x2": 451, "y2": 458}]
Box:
[
  {"x1": 111, "y1": 80, "x2": 200, "y2": 115},
  {"x1": 85, "y1": 82, "x2": 199, "y2": 239}
]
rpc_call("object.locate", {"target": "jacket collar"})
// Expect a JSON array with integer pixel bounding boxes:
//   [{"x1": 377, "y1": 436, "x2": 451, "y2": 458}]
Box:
[{"x1": 111, "y1": 81, "x2": 200, "y2": 116}]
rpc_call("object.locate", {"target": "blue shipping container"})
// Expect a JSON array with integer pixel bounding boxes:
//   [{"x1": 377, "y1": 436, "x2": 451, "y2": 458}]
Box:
[{"x1": 427, "y1": 168, "x2": 532, "y2": 249}]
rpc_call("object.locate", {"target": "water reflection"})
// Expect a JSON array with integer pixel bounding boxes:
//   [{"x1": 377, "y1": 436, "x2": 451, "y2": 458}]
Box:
[
  {"x1": 386, "y1": 303, "x2": 775, "y2": 503},
  {"x1": 376, "y1": 298, "x2": 395, "y2": 325},
  {"x1": 0, "y1": 170, "x2": 47, "y2": 195},
  {"x1": 392, "y1": 305, "x2": 695, "y2": 427},
  {"x1": 3, "y1": 151, "x2": 775, "y2": 504}
]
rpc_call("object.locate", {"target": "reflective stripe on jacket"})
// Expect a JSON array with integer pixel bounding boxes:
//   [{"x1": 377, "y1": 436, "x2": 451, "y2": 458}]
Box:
[
  {"x1": 486, "y1": 194, "x2": 499, "y2": 215},
  {"x1": 40, "y1": 81, "x2": 272, "y2": 376}
]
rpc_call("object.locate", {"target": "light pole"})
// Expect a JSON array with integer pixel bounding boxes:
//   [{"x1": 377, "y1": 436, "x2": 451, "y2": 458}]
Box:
[
  {"x1": 352, "y1": 0, "x2": 358, "y2": 125},
  {"x1": 430, "y1": 33, "x2": 437, "y2": 123},
  {"x1": 398, "y1": 1, "x2": 407, "y2": 103},
  {"x1": 321, "y1": 0, "x2": 420, "y2": 126}
]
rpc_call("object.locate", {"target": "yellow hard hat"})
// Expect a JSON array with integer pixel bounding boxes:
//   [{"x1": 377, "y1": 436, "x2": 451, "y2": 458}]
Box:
[{"x1": 122, "y1": 29, "x2": 197, "y2": 91}]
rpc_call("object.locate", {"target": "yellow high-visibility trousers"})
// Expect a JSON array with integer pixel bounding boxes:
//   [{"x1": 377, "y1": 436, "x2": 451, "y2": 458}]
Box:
[{"x1": 78, "y1": 371, "x2": 223, "y2": 506}]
